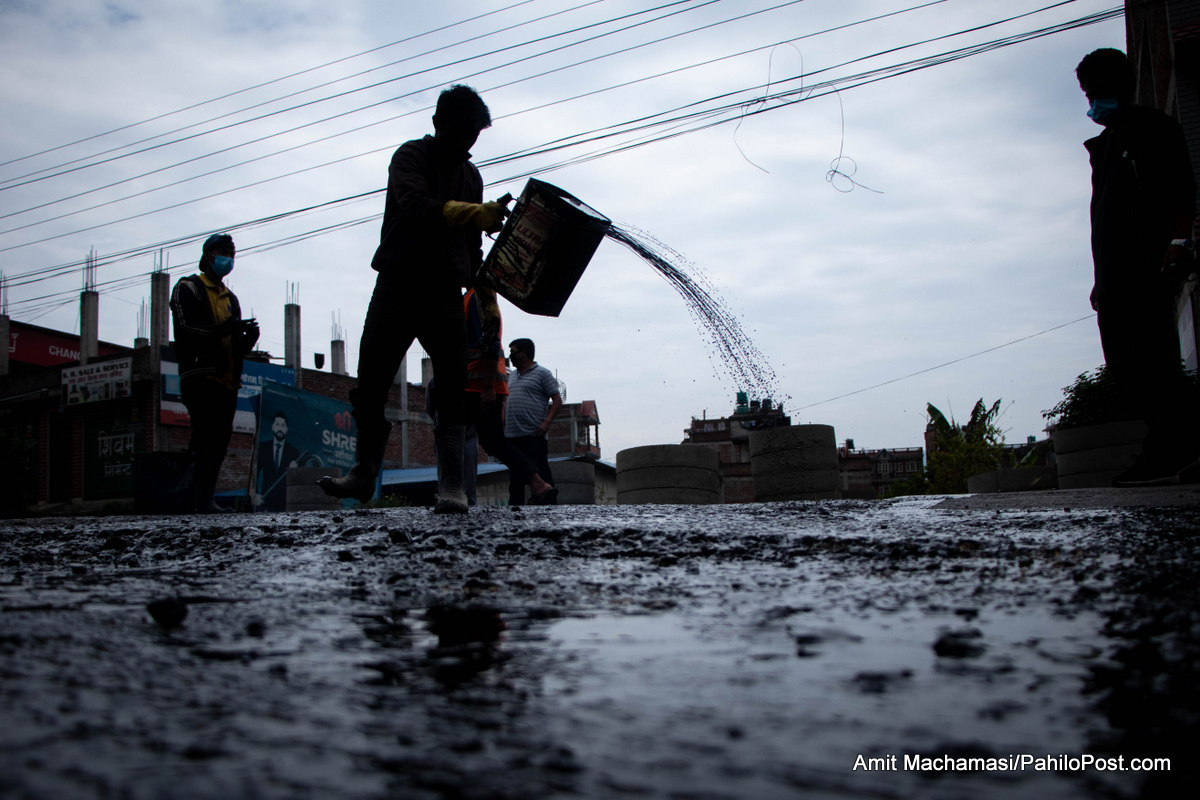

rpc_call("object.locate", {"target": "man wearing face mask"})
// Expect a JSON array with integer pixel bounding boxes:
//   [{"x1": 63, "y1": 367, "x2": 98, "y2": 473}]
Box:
[
  {"x1": 1077, "y1": 48, "x2": 1198, "y2": 485},
  {"x1": 170, "y1": 233, "x2": 260, "y2": 512},
  {"x1": 319, "y1": 84, "x2": 510, "y2": 513}
]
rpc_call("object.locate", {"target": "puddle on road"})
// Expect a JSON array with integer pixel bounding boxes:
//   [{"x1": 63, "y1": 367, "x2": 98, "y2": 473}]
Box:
[{"x1": 539, "y1": 601, "x2": 1117, "y2": 799}]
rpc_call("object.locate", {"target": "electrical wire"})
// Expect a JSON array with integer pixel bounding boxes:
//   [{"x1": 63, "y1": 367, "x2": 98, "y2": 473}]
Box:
[
  {"x1": 793, "y1": 315, "x2": 1098, "y2": 411},
  {"x1": 0, "y1": 0, "x2": 715, "y2": 193},
  {"x1": 0, "y1": 2, "x2": 1119, "y2": 310},
  {"x1": 0, "y1": 1, "x2": 1100, "y2": 254},
  {"x1": 0, "y1": 0, "x2": 544, "y2": 173},
  {"x1": 0, "y1": 0, "x2": 814, "y2": 236}
]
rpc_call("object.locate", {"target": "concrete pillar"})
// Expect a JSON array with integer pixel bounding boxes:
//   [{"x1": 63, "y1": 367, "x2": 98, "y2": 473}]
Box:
[
  {"x1": 0, "y1": 314, "x2": 9, "y2": 377},
  {"x1": 80, "y1": 290, "x2": 98, "y2": 364},
  {"x1": 331, "y1": 339, "x2": 347, "y2": 376},
  {"x1": 285, "y1": 302, "x2": 300, "y2": 388},
  {"x1": 151, "y1": 271, "x2": 169, "y2": 369},
  {"x1": 397, "y1": 354, "x2": 408, "y2": 467}
]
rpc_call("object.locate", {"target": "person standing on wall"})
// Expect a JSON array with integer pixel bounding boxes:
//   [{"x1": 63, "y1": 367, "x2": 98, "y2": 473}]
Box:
[
  {"x1": 318, "y1": 84, "x2": 510, "y2": 513},
  {"x1": 504, "y1": 337, "x2": 561, "y2": 505},
  {"x1": 170, "y1": 233, "x2": 259, "y2": 512},
  {"x1": 1076, "y1": 48, "x2": 1199, "y2": 485}
]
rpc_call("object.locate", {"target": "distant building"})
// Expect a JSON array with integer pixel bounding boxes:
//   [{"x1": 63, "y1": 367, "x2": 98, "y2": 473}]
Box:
[
  {"x1": 681, "y1": 392, "x2": 790, "y2": 503},
  {"x1": 838, "y1": 441, "x2": 925, "y2": 500},
  {"x1": 0, "y1": 279, "x2": 607, "y2": 513},
  {"x1": 679, "y1": 395, "x2": 925, "y2": 502}
]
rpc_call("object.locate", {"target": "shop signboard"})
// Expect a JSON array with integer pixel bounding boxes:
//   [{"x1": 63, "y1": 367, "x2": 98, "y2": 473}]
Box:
[{"x1": 61, "y1": 357, "x2": 132, "y2": 405}]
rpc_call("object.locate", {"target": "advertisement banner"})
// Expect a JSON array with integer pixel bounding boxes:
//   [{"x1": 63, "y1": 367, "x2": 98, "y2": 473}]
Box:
[
  {"x1": 161, "y1": 354, "x2": 295, "y2": 432},
  {"x1": 9, "y1": 321, "x2": 124, "y2": 367},
  {"x1": 253, "y1": 381, "x2": 358, "y2": 510},
  {"x1": 62, "y1": 358, "x2": 132, "y2": 405}
]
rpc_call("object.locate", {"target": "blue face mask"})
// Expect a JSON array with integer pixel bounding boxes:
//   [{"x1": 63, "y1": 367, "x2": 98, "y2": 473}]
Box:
[
  {"x1": 1087, "y1": 98, "x2": 1120, "y2": 126},
  {"x1": 211, "y1": 255, "x2": 234, "y2": 278}
]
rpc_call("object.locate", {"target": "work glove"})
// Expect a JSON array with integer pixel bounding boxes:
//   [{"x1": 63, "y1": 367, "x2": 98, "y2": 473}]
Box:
[{"x1": 442, "y1": 195, "x2": 512, "y2": 233}]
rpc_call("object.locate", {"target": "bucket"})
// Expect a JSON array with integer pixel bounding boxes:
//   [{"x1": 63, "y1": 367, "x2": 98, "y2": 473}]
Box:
[{"x1": 478, "y1": 178, "x2": 610, "y2": 317}]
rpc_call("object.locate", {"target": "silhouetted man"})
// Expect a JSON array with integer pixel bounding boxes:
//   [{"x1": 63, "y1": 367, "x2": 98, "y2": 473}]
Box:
[
  {"x1": 170, "y1": 234, "x2": 259, "y2": 512},
  {"x1": 1077, "y1": 48, "x2": 1198, "y2": 485},
  {"x1": 319, "y1": 84, "x2": 510, "y2": 512}
]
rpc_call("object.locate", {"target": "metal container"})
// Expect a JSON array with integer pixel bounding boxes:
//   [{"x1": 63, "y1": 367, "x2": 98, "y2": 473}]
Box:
[{"x1": 478, "y1": 178, "x2": 611, "y2": 317}]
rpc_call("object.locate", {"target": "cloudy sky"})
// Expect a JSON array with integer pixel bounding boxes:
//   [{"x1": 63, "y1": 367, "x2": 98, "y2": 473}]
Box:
[{"x1": 0, "y1": 0, "x2": 1125, "y2": 458}]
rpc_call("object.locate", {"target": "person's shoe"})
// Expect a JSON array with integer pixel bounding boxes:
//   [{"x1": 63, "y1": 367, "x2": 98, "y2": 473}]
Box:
[
  {"x1": 194, "y1": 496, "x2": 228, "y2": 514},
  {"x1": 318, "y1": 418, "x2": 391, "y2": 503},
  {"x1": 434, "y1": 492, "x2": 469, "y2": 514},
  {"x1": 1176, "y1": 456, "x2": 1200, "y2": 484},
  {"x1": 318, "y1": 467, "x2": 376, "y2": 503},
  {"x1": 530, "y1": 486, "x2": 559, "y2": 505},
  {"x1": 1113, "y1": 457, "x2": 1182, "y2": 487}
]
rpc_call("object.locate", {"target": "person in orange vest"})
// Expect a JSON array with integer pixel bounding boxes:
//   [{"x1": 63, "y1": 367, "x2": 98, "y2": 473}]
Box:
[{"x1": 460, "y1": 286, "x2": 557, "y2": 504}]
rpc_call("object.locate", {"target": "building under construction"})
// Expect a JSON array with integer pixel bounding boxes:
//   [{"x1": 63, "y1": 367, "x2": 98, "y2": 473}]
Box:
[{"x1": 0, "y1": 272, "x2": 605, "y2": 515}]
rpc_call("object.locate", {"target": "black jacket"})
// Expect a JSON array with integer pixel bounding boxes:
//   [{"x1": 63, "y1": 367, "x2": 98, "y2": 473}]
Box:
[
  {"x1": 1086, "y1": 104, "x2": 1196, "y2": 304},
  {"x1": 170, "y1": 274, "x2": 252, "y2": 384},
  {"x1": 370, "y1": 135, "x2": 485, "y2": 289}
]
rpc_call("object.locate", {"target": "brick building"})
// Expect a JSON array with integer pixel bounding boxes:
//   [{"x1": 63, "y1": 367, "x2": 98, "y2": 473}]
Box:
[
  {"x1": 0, "y1": 280, "x2": 602, "y2": 513},
  {"x1": 680, "y1": 394, "x2": 791, "y2": 503},
  {"x1": 1126, "y1": 0, "x2": 1200, "y2": 368}
]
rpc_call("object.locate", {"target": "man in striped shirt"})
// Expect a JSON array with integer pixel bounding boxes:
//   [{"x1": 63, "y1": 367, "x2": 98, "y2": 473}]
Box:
[{"x1": 504, "y1": 338, "x2": 561, "y2": 505}]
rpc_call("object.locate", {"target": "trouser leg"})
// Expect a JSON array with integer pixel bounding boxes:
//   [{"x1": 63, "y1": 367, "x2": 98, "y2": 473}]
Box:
[
  {"x1": 320, "y1": 274, "x2": 409, "y2": 502},
  {"x1": 1099, "y1": 293, "x2": 1193, "y2": 456},
  {"x1": 468, "y1": 393, "x2": 537, "y2": 485},
  {"x1": 506, "y1": 435, "x2": 552, "y2": 505},
  {"x1": 182, "y1": 379, "x2": 236, "y2": 512}
]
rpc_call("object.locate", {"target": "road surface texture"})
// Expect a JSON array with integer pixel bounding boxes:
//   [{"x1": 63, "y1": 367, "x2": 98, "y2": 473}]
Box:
[{"x1": 2, "y1": 486, "x2": 1198, "y2": 799}]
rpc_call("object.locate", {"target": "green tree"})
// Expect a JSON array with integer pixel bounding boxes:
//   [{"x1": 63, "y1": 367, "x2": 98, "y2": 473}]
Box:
[{"x1": 924, "y1": 399, "x2": 1007, "y2": 494}]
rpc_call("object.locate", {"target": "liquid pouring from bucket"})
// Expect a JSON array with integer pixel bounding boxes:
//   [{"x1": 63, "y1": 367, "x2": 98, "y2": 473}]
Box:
[{"x1": 477, "y1": 178, "x2": 611, "y2": 317}]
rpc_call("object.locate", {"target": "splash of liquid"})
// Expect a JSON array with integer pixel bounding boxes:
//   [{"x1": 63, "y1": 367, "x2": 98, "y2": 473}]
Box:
[{"x1": 604, "y1": 223, "x2": 781, "y2": 405}]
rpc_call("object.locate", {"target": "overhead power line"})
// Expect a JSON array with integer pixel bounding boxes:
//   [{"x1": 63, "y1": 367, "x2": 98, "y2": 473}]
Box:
[
  {"x1": 0, "y1": 2, "x2": 1119, "y2": 301},
  {"x1": 0, "y1": 2, "x2": 1105, "y2": 257},
  {"x1": 0, "y1": 0, "x2": 545, "y2": 173},
  {"x1": 0, "y1": 0, "x2": 715, "y2": 193},
  {"x1": 794, "y1": 315, "x2": 1098, "y2": 411}
]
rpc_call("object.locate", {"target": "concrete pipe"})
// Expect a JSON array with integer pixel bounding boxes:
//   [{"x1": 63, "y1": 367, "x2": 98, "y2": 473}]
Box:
[
  {"x1": 552, "y1": 460, "x2": 597, "y2": 505},
  {"x1": 616, "y1": 445, "x2": 720, "y2": 505},
  {"x1": 1053, "y1": 421, "x2": 1146, "y2": 490},
  {"x1": 749, "y1": 424, "x2": 840, "y2": 502}
]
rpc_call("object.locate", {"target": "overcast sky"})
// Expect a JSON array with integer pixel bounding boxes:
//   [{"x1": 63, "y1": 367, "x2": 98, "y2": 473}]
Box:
[{"x1": 0, "y1": 0, "x2": 1126, "y2": 458}]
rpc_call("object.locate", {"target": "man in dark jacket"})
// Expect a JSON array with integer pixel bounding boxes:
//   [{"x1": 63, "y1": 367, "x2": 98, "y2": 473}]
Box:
[
  {"x1": 170, "y1": 234, "x2": 259, "y2": 512},
  {"x1": 319, "y1": 84, "x2": 510, "y2": 512},
  {"x1": 1077, "y1": 48, "x2": 1198, "y2": 485}
]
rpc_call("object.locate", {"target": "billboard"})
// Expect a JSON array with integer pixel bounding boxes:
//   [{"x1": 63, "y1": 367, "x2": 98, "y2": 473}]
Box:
[
  {"x1": 161, "y1": 354, "x2": 295, "y2": 433},
  {"x1": 252, "y1": 381, "x2": 359, "y2": 510},
  {"x1": 62, "y1": 358, "x2": 132, "y2": 405},
  {"x1": 9, "y1": 321, "x2": 125, "y2": 367}
]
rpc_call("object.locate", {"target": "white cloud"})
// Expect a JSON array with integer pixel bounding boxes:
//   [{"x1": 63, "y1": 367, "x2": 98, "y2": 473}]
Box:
[{"x1": 0, "y1": 0, "x2": 1129, "y2": 458}]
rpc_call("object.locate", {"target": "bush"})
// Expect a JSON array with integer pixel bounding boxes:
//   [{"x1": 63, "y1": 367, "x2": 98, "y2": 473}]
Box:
[
  {"x1": 1042, "y1": 365, "x2": 1132, "y2": 431},
  {"x1": 1043, "y1": 364, "x2": 1198, "y2": 431},
  {"x1": 924, "y1": 399, "x2": 1008, "y2": 494}
]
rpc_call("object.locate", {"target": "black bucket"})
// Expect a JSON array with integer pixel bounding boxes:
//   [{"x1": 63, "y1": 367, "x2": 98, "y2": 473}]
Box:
[{"x1": 478, "y1": 178, "x2": 611, "y2": 317}]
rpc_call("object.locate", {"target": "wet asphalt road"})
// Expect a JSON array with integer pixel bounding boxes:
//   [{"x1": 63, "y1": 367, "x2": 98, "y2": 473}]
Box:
[{"x1": 2, "y1": 488, "x2": 1198, "y2": 799}]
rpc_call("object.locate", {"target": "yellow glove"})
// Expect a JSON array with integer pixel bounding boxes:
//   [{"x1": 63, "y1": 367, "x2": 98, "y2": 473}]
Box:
[{"x1": 443, "y1": 198, "x2": 509, "y2": 233}]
